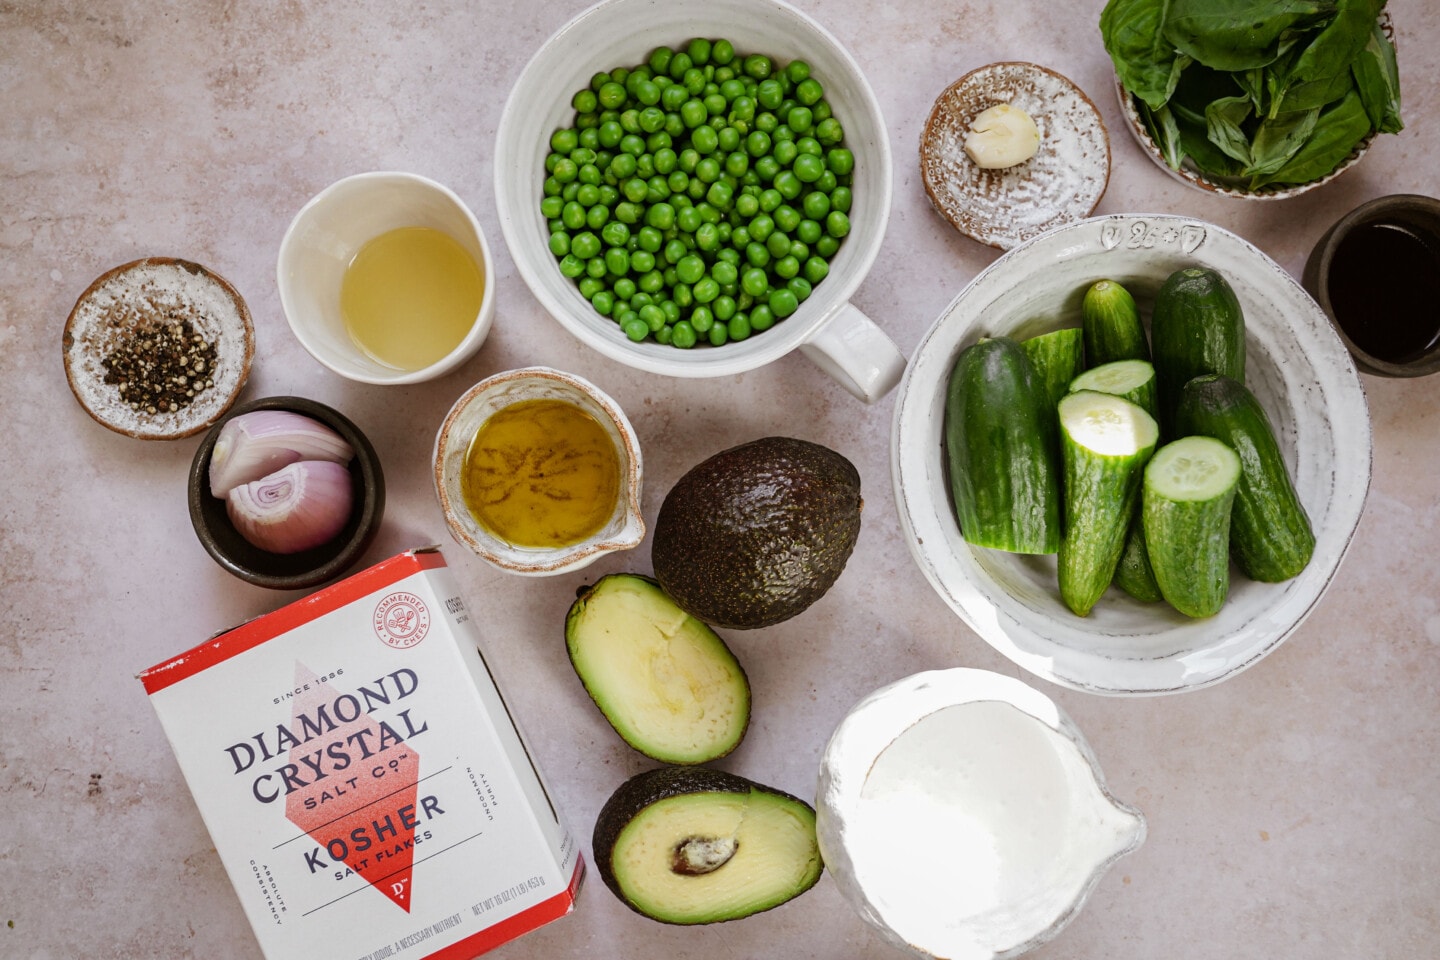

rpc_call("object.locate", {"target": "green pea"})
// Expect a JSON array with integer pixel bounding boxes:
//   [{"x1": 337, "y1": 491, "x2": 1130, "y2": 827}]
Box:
[
  {"x1": 542, "y1": 176, "x2": 561, "y2": 197},
  {"x1": 724, "y1": 152, "x2": 750, "y2": 178},
  {"x1": 712, "y1": 295, "x2": 737, "y2": 320},
  {"x1": 712, "y1": 39, "x2": 735, "y2": 65},
  {"x1": 765, "y1": 230, "x2": 791, "y2": 258},
  {"x1": 631, "y1": 249, "x2": 656, "y2": 273},
  {"x1": 795, "y1": 78, "x2": 823, "y2": 106},
  {"x1": 729, "y1": 95, "x2": 756, "y2": 124},
  {"x1": 749, "y1": 303, "x2": 775, "y2": 331},
  {"x1": 815, "y1": 117, "x2": 843, "y2": 146},
  {"x1": 549, "y1": 231, "x2": 570, "y2": 256},
  {"x1": 551, "y1": 128, "x2": 579, "y2": 154},
  {"x1": 711, "y1": 260, "x2": 738, "y2": 286},
  {"x1": 787, "y1": 276, "x2": 813, "y2": 301},
  {"x1": 586, "y1": 205, "x2": 609, "y2": 229},
  {"x1": 605, "y1": 247, "x2": 631, "y2": 275},
  {"x1": 745, "y1": 241, "x2": 771, "y2": 267},
  {"x1": 735, "y1": 193, "x2": 760, "y2": 218},
  {"x1": 787, "y1": 106, "x2": 813, "y2": 134},
  {"x1": 692, "y1": 276, "x2": 720, "y2": 303},
  {"x1": 614, "y1": 277, "x2": 637, "y2": 300},
  {"x1": 540, "y1": 195, "x2": 564, "y2": 219},
  {"x1": 661, "y1": 84, "x2": 688, "y2": 112},
  {"x1": 598, "y1": 82, "x2": 627, "y2": 109},
  {"x1": 638, "y1": 269, "x2": 665, "y2": 293},
  {"x1": 576, "y1": 182, "x2": 601, "y2": 206},
  {"x1": 741, "y1": 267, "x2": 769, "y2": 297},
  {"x1": 643, "y1": 203, "x2": 673, "y2": 230},
  {"x1": 748, "y1": 213, "x2": 774, "y2": 241},
  {"x1": 630, "y1": 291, "x2": 653, "y2": 310},
  {"x1": 624, "y1": 317, "x2": 650, "y2": 341},
  {"x1": 561, "y1": 181, "x2": 580, "y2": 202},
  {"x1": 774, "y1": 170, "x2": 803, "y2": 199},
  {"x1": 793, "y1": 153, "x2": 825, "y2": 184},
  {"x1": 663, "y1": 239, "x2": 688, "y2": 264},
  {"x1": 578, "y1": 127, "x2": 600, "y2": 149},
  {"x1": 803, "y1": 256, "x2": 829, "y2": 284},
  {"x1": 573, "y1": 88, "x2": 599, "y2": 114},
  {"x1": 827, "y1": 147, "x2": 855, "y2": 176},
  {"x1": 673, "y1": 255, "x2": 703, "y2": 285},
  {"x1": 816, "y1": 235, "x2": 840, "y2": 258},
  {"x1": 592, "y1": 290, "x2": 615, "y2": 315},
  {"x1": 615, "y1": 201, "x2": 641, "y2": 224},
  {"x1": 717, "y1": 125, "x2": 741, "y2": 153},
  {"x1": 796, "y1": 218, "x2": 823, "y2": 244},
  {"x1": 692, "y1": 124, "x2": 720, "y2": 154},
  {"x1": 619, "y1": 109, "x2": 642, "y2": 134},
  {"x1": 826, "y1": 210, "x2": 851, "y2": 237},
  {"x1": 673, "y1": 204, "x2": 699, "y2": 233},
  {"x1": 830, "y1": 185, "x2": 853, "y2": 213},
  {"x1": 690, "y1": 305, "x2": 714, "y2": 332},
  {"x1": 586, "y1": 256, "x2": 607, "y2": 279},
  {"x1": 708, "y1": 322, "x2": 728, "y2": 346},
  {"x1": 727, "y1": 313, "x2": 752, "y2": 340},
  {"x1": 758, "y1": 188, "x2": 782, "y2": 212},
  {"x1": 802, "y1": 191, "x2": 830, "y2": 220},
  {"x1": 620, "y1": 134, "x2": 646, "y2": 157},
  {"x1": 756, "y1": 78, "x2": 784, "y2": 111},
  {"x1": 811, "y1": 99, "x2": 831, "y2": 122},
  {"x1": 774, "y1": 204, "x2": 801, "y2": 233},
  {"x1": 668, "y1": 319, "x2": 696, "y2": 348},
  {"x1": 649, "y1": 46, "x2": 674, "y2": 74},
  {"x1": 742, "y1": 54, "x2": 772, "y2": 80},
  {"x1": 590, "y1": 71, "x2": 612, "y2": 92},
  {"x1": 559, "y1": 254, "x2": 585, "y2": 278},
  {"x1": 646, "y1": 131, "x2": 672, "y2": 153},
  {"x1": 680, "y1": 99, "x2": 707, "y2": 128},
  {"x1": 695, "y1": 222, "x2": 721, "y2": 252},
  {"x1": 773, "y1": 254, "x2": 800, "y2": 279},
  {"x1": 772, "y1": 124, "x2": 795, "y2": 143},
  {"x1": 755, "y1": 111, "x2": 779, "y2": 134},
  {"x1": 561, "y1": 201, "x2": 585, "y2": 230},
  {"x1": 655, "y1": 323, "x2": 674, "y2": 345}
]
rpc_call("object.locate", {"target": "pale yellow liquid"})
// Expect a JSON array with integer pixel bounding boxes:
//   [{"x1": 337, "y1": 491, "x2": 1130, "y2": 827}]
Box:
[
  {"x1": 460, "y1": 399, "x2": 621, "y2": 548},
  {"x1": 340, "y1": 226, "x2": 483, "y2": 371}
]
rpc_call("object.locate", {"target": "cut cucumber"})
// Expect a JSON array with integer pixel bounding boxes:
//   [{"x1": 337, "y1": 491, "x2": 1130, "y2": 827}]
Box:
[
  {"x1": 1056, "y1": 391, "x2": 1159, "y2": 617},
  {"x1": 1151, "y1": 267, "x2": 1246, "y2": 435},
  {"x1": 944, "y1": 337, "x2": 1061, "y2": 554},
  {"x1": 1175, "y1": 374, "x2": 1315, "y2": 582},
  {"x1": 1082, "y1": 279, "x2": 1149, "y2": 366},
  {"x1": 1068, "y1": 359, "x2": 1158, "y2": 420},
  {"x1": 1143, "y1": 436, "x2": 1242, "y2": 618},
  {"x1": 1022, "y1": 327, "x2": 1085, "y2": 410},
  {"x1": 566, "y1": 574, "x2": 750, "y2": 765}
]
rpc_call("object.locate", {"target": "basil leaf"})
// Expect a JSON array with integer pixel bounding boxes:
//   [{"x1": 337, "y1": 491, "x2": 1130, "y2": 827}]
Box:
[
  {"x1": 1176, "y1": 109, "x2": 1244, "y2": 178},
  {"x1": 1259, "y1": 88, "x2": 1371, "y2": 185},
  {"x1": 1166, "y1": 0, "x2": 1333, "y2": 71},
  {"x1": 1205, "y1": 95, "x2": 1256, "y2": 165},
  {"x1": 1245, "y1": 107, "x2": 1321, "y2": 178},
  {"x1": 1140, "y1": 100, "x2": 1187, "y2": 169},
  {"x1": 1236, "y1": 68, "x2": 1267, "y2": 114},
  {"x1": 1291, "y1": 0, "x2": 1384, "y2": 83},
  {"x1": 1277, "y1": 69, "x2": 1354, "y2": 114},
  {"x1": 1352, "y1": 22, "x2": 1403, "y2": 133},
  {"x1": 1101, "y1": 0, "x2": 1191, "y2": 109}
]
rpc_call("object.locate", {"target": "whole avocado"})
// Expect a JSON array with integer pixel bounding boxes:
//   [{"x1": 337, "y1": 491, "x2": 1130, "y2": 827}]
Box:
[{"x1": 652, "y1": 436, "x2": 862, "y2": 630}]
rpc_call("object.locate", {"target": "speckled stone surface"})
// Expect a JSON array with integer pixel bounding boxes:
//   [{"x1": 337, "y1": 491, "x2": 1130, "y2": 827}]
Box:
[{"x1": 3, "y1": 1, "x2": 1439, "y2": 958}]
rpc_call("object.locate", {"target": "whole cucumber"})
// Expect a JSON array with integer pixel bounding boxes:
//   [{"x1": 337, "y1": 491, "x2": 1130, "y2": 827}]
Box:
[
  {"x1": 1151, "y1": 267, "x2": 1246, "y2": 435},
  {"x1": 943, "y1": 337, "x2": 1061, "y2": 554},
  {"x1": 1175, "y1": 374, "x2": 1315, "y2": 582}
]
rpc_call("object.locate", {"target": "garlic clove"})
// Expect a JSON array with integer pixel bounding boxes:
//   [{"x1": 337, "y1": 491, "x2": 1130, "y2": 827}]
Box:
[
  {"x1": 226, "y1": 460, "x2": 355, "y2": 555},
  {"x1": 963, "y1": 103, "x2": 1041, "y2": 170},
  {"x1": 209, "y1": 410, "x2": 354, "y2": 499}
]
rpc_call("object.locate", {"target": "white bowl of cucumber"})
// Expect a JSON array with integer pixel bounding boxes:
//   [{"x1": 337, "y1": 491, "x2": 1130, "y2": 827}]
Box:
[{"x1": 892, "y1": 213, "x2": 1371, "y2": 696}]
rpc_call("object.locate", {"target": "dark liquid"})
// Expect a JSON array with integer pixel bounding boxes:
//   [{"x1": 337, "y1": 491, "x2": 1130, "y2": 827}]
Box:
[{"x1": 1327, "y1": 220, "x2": 1440, "y2": 365}]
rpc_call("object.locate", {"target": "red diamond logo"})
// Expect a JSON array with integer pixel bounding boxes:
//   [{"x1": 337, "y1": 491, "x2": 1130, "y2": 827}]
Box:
[{"x1": 284, "y1": 664, "x2": 422, "y2": 912}]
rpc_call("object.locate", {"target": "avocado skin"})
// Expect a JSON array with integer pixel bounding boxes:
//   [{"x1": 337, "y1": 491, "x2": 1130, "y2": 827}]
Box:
[
  {"x1": 652, "y1": 436, "x2": 863, "y2": 630},
  {"x1": 592, "y1": 766, "x2": 817, "y2": 922}
]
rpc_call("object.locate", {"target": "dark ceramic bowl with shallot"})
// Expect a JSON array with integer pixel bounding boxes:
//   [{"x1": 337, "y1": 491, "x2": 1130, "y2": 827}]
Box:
[{"x1": 188, "y1": 395, "x2": 385, "y2": 590}]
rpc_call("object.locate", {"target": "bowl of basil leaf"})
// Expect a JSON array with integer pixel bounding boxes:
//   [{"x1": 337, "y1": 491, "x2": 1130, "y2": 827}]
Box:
[{"x1": 1102, "y1": 0, "x2": 1402, "y2": 198}]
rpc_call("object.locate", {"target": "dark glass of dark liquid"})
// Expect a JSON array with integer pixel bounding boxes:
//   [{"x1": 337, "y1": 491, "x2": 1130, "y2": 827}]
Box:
[
  {"x1": 1326, "y1": 220, "x2": 1440, "y2": 365},
  {"x1": 1305, "y1": 195, "x2": 1440, "y2": 377}
]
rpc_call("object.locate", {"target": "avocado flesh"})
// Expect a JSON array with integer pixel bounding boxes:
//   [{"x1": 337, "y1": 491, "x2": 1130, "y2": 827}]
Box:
[
  {"x1": 566, "y1": 575, "x2": 749, "y2": 765},
  {"x1": 597, "y1": 768, "x2": 822, "y2": 924},
  {"x1": 653, "y1": 436, "x2": 862, "y2": 630}
]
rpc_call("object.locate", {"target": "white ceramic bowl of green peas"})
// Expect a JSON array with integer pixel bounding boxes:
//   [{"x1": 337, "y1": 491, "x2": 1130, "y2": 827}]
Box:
[{"x1": 495, "y1": 0, "x2": 904, "y2": 403}]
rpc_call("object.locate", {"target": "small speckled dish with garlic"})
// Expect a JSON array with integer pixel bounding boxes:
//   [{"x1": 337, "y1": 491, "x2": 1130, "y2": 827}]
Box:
[{"x1": 920, "y1": 62, "x2": 1111, "y2": 250}]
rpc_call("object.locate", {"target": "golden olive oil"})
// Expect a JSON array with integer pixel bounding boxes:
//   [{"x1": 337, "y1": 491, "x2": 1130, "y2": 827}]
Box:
[
  {"x1": 461, "y1": 399, "x2": 621, "y2": 548},
  {"x1": 340, "y1": 226, "x2": 483, "y2": 371}
]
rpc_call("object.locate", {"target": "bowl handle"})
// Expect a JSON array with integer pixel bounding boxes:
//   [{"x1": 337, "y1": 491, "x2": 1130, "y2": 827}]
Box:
[{"x1": 800, "y1": 302, "x2": 907, "y2": 403}]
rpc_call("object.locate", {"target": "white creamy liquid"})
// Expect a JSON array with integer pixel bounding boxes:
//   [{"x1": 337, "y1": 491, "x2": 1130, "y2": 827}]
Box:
[{"x1": 847, "y1": 700, "x2": 1106, "y2": 956}]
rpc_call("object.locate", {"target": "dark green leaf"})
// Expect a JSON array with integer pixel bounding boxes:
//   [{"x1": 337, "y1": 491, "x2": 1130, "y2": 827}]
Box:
[
  {"x1": 1176, "y1": 110, "x2": 1244, "y2": 178},
  {"x1": 1291, "y1": 0, "x2": 1384, "y2": 83},
  {"x1": 1140, "y1": 100, "x2": 1187, "y2": 169},
  {"x1": 1245, "y1": 107, "x2": 1321, "y2": 178},
  {"x1": 1205, "y1": 95, "x2": 1255, "y2": 165},
  {"x1": 1165, "y1": 0, "x2": 1333, "y2": 71},
  {"x1": 1352, "y1": 22, "x2": 1403, "y2": 133},
  {"x1": 1276, "y1": 69, "x2": 1353, "y2": 114},
  {"x1": 1236, "y1": 68, "x2": 1267, "y2": 113},
  {"x1": 1257, "y1": 88, "x2": 1371, "y2": 185},
  {"x1": 1102, "y1": 0, "x2": 1192, "y2": 109}
]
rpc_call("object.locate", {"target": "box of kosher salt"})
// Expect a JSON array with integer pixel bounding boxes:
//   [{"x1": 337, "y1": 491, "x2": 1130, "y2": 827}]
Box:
[{"x1": 141, "y1": 547, "x2": 582, "y2": 960}]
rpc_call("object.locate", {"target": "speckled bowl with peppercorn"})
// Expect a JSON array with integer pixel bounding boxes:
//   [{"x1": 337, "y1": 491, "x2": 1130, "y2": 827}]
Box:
[
  {"x1": 188, "y1": 396, "x2": 386, "y2": 590},
  {"x1": 63, "y1": 257, "x2": 255, "y2": 440}
]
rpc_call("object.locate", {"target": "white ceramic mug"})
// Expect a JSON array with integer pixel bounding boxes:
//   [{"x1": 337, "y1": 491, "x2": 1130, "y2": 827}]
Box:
[
  {"x1": 493, "y1": 0, "x2": 905, "y2": 403},
  {"x1": 277, "y1": 171, "x2": 496, "y2": 385}
]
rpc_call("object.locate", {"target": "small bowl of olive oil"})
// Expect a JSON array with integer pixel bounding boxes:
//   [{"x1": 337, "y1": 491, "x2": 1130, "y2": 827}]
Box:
[
  {"x1": 278, "y1": 171, "x2": 495, "y2": 385},
  {"x1": 433, "y1": 366, "x2": 645, "y2": 575}
]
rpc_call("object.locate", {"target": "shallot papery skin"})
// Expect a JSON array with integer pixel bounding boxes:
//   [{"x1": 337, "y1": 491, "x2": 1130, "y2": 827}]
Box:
[
  {"x1": 209, "y1": 410, "x2": 354, "y2": 498},
  {"x1": 226, "y1": 460, "x2": 354, "y2": 554}
]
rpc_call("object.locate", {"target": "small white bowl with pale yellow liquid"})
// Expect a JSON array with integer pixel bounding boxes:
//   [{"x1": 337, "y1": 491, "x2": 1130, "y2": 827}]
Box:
[
  {"x1": 433, "y1": 366, "x2": 646, "y2": 576},
  {"x1": 278, "y1": 171, "x2": 495, "y2": 385}
]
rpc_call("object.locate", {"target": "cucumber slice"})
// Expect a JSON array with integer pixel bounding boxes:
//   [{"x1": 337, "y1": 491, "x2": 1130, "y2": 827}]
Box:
[
  {"x1": 1056, "y1": 391, "x2": 1159, "y2": 617},
  {"x1": 1082, "y1": 279, "x2": 1149, "y2": 366},
  {"x1": 1175, "y1": 374, "x2": 1315, "y2": 582},
  {"x1": 1022, "y1": 327, "x2": 1085, "y2": 410},
  {"x1": 1151, "y1": 267, "x2": 1246, "y2": 435},
  {"x1": 566, "y1": 574, "x2": 750, "y2": 765},
  {"x1": 1068, "y1": 358, "x2": 1158, "y2": 420},
  {"x1": 944, "y1": 337, "x2": 1061, "y2": 554},
  {"x1": 1143, "y1": 436, "x2": 1242, "y2": 618}
]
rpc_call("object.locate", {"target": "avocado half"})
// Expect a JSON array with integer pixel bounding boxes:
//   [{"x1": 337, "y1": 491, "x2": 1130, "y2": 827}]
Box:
[
  {"x1": 593, "y1": 766, "x2": 823, "y2": 924},
  {"x1": 566, "y1": 574, "x2": 751, "y2": 765},
  {"x1": 652, "y1": 436, "x2": 863, "y2": 630}
]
